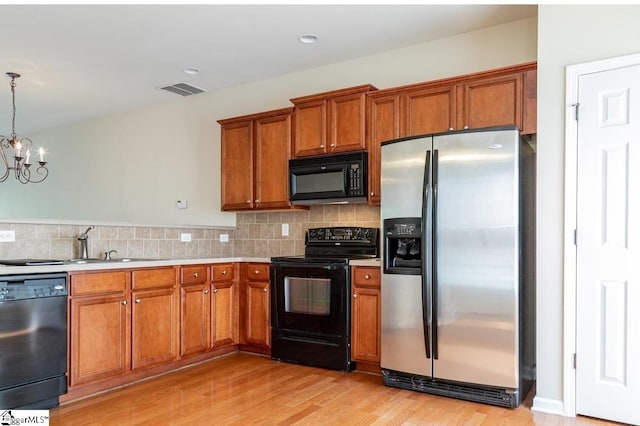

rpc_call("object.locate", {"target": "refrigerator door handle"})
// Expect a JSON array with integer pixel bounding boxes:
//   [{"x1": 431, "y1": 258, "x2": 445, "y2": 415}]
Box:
[
  {"x1": 422, "y1": 149, "x2": 432, "y2": 359},
  {"x1": 432, "y1": 149, "x2": 439, "y2": 360}
]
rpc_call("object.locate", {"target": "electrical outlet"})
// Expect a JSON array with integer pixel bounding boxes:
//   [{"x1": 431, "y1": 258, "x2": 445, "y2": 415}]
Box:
[
  {"x1": 180, "y1": 233, "x2": 192, "y2": 242},
  {"x1": 281, "y1": 223, "x2": 289, "y2": 236},
  {"x1": 220, "y1": 233, "x2": 229, "y2": 243},
  {"x1": 0, "y1": 230, "x2": 16, "y2": 242}
]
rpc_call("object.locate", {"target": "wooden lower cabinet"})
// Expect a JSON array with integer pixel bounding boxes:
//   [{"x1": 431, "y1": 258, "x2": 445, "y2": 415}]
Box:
[
  {"x1": 351, "y1": 266, "x2": 382, "y2": 372},
  {"x1": 68, "y1": 267, "x2": 179, "y2": 392},
  {"x1": 240, "y1": 263, "x2": 271, "y2": 353},
  {"x1": 211, "y1": 263, "x2": 238, "y2": 348},
  {"x1": 180, "y1": 282, "x2": 210, "y2": 356}
]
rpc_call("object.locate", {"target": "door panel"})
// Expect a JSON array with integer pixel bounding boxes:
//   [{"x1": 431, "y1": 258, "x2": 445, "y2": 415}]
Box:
[
  {"x1": 576, "y1": 63, "x2": 640, "y2": 425},
  {"x1": 433, "y1": 129, "x2": 519, "y2": 388}
]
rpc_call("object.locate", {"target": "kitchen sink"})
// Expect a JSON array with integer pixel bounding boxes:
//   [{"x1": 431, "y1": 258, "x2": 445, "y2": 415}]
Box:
[{"x1": 65, "y1": 258, "x2": 167, "y2": 264}]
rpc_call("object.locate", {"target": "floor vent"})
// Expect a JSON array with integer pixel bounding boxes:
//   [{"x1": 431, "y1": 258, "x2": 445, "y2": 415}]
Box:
[
  {"x1": 381, "y1": 369, "x2": 519, "y2": 408},
  {"x1": 159, "y1": 82, "x2": 207, "y2": 96}
]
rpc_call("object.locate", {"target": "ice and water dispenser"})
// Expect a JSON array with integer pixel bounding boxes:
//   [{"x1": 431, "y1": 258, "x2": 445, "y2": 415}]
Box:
[{"x1": 383, "y1": 217, "x2": 422, "y2": 275}]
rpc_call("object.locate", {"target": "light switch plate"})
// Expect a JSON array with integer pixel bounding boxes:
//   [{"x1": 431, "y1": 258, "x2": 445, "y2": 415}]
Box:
[
  {"x1": 281, "y1": 223, "x2": 289, "y2": 236},
  {"x1": 0, "y1": 230, "x2": 16, "y2": 242},
  {"x1": 220, "y1": 233, "x2": 229, "y2": 243},
  {"x1": 180, "y1": 233, "x2": 192, "y2": 242}
]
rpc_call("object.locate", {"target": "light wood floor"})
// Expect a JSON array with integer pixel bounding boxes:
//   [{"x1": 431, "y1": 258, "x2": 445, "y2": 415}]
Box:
[{"x1": 50, "y1": 353, "x2": 618, "y2": 426}]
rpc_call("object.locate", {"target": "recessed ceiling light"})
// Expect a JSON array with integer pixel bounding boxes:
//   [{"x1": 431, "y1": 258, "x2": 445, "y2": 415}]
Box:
[
  {"x1": 184, "y1": 67, "x2": 199, "y2": 75},
  {"x1": 299, "y1": 34, "x2": 318, "y2": 44}
]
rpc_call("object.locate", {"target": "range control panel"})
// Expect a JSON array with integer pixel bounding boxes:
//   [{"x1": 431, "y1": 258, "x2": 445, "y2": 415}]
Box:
[{"x1": 306, "y1": 227, "x2": 377, "y2": 244}]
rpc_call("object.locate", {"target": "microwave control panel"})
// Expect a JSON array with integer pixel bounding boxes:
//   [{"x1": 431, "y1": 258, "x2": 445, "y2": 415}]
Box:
[{"x1": 348, "y1": 163, "x2": 362, "y2": 195}]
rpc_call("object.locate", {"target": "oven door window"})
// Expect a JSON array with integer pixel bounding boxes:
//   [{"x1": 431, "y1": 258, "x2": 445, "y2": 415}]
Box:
[
  {"x1": 285, "y1": 277, "x2": 331, "y2": 315},
  {"x1": 272, "y1": 265, "x2": 348, "y2": 335}
]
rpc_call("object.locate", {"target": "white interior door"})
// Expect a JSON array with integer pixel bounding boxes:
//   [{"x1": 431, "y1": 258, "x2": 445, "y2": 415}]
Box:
[{"x1": 576, "y1": 63, "x2": 640, "y2": 425}]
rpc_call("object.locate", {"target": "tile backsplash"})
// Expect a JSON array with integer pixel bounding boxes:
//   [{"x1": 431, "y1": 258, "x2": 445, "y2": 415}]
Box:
[{"x1": 0, "y1": 205, "x2": 380, "y2": 260}]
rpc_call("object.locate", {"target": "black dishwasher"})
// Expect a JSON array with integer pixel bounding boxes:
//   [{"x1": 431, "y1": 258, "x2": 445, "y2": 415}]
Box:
[{"x1": 0, "y1": 272, "x2": 68, "y2": 409}]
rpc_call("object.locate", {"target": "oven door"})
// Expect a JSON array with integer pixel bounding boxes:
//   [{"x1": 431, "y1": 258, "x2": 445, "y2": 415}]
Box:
[{"x1": 270, "y1": 262, "x2": 349, "y2": 336}]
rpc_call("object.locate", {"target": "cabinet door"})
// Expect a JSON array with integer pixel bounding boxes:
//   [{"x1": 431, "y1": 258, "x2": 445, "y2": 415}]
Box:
[
  {"x1": 254, "y1": 112, "x2": 293, "y2": 209},
  {"x1": 458, "y1": 73, "x2": 523, "y2": 131},
  {"x1": 367, "y1": 94, "x2": 401, "y2": 205},
  {"x1": 132, "y1": 287, "x2": 179, "y2": 370},
  {"x1": 293, "y1": 100, "x2": 327, "y2": 157},
  {"x1": 351, "y1": 267, "x2": 381, "y2": 364},
  {"x1": 245, "y1": 280, "x2": 270, "y2": 348},
  {"x1": 69, "y1": 295, "x2": 130, "y2": 386},
  {"x1": 180, "y1": 283, "x2": 210, "y2": 357},
  {"x1": 329, "y1": 91, "x2": 367, "y2": 153},
  {"x1": 211, "y1": 281, "x2": 237, "y2": 348},
  {"x1": 522, "y1": 69, "x2": 537, "y2": 134},
  {"x1": 221, "y1": 120, "x2": 254, "y2": 210},
  {"x1": 403, "y1": 85, "x2": 456, "y2": 136}
]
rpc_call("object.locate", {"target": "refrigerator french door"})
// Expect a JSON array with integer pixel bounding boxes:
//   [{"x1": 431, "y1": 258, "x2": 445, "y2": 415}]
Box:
[{"x1": 380, "y1": 126, "x2": 535, "y2": 408}]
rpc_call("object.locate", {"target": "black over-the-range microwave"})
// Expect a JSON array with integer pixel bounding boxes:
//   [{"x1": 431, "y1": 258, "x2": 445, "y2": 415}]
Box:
[{"x1": 289, "y1": 151, "x2": 368, "y2": 205}]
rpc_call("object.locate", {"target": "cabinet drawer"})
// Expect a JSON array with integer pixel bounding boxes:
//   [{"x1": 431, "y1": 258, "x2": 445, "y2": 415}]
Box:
[
  {"x1": 71, "y1": 271, "x2": 128, "y2": 296},
  {"x1": 181, "y1": 266, "x2": 208, "y2": 285},
  {"x1": 132, "y1": 267, "x2": 177, "y2": 289},
  {"x1": 352, "y1": 267, "x2": 381, "y2": 287},
  {"x1": 212, "y1": 263, "x2": 234, "y2": 282},
  {"x1": 246, "y1": 263, "x2": 269, "y2": 281}
]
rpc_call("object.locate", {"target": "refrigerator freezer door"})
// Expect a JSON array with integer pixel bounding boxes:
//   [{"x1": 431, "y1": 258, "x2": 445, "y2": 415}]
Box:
[
  {"x1": 432, "y1": 129, "x2": 520, "y2": 388},
  {"x1": 380, "y1": 136, "x2": 432, "y2": 377}
]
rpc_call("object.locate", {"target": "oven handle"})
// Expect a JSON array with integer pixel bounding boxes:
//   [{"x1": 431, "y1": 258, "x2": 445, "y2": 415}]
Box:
[{"x1": 271, "y1": 263, "x2": 348, "y2": 270}]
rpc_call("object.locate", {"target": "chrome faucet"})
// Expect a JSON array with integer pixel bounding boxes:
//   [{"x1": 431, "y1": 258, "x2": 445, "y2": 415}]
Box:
[
  {"x1": 77, "y1": 225, "x2": 95, "y2": 259},
  {"x1": 104, "y1": 249, "x2": 118, "y2": 261}
]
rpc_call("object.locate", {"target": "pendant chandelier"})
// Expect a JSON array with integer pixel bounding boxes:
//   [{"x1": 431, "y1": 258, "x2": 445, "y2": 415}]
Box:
[{"x1": 0, "y1": 72, "x2": 49, "y2": 184}]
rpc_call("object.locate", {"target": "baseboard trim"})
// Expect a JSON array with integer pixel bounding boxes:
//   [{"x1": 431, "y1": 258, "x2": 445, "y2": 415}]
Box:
[{"x1": 532, "y1": 396, "x2": 565, "y2": 416}]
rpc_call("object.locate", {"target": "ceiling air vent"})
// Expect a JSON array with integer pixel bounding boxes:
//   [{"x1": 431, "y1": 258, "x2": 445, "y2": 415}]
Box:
[{"x1": 159, "y1": 82, "x2": 207, "y2": 96}]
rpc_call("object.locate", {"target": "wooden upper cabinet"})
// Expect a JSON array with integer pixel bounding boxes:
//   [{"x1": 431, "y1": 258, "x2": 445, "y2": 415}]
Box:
[
  {"x1": 291, "y1": 84, "x2": 377, "y2": 157},
  {"x1": 219, "y1": 107, "x2": 301, "y2": 211},
  {"x1": 457, "y1": 72, "x2": 523, "y2": 131},
  {"x1": 220, "y1": 119, "x2": 254, "y2": 210},
  {"x1": 254, "y1": 112, "x2": 294, "y2": 209},
  {"x1": 404, "y1": 85, "x2": 456, "y2": 136},
  {"x1": 367, "y1": 94, "x2": 401, "y2": 205}
]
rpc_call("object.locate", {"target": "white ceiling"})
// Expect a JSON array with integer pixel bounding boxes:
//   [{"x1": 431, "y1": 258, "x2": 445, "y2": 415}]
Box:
[{"x1": 0, "y1": 4, "x2": 537, "y2": 134}]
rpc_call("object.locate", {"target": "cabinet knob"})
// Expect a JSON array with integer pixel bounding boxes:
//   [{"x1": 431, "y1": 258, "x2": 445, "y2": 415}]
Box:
[
  {"x1": 135, "y1": 298, "x2": 141, "y2": 304},
  {"x1": 449, "y1": 127, "x2": 454, "y2": 131},
  {"x1": 364, "y1": 274, "x2": 371, "y2": 280},
  {"x1": 353, "y1": 294, "x2": 358, "y2": 298},
  {"x1": 263, "y1": 288, "x2": 268, "y2": 293},
  {"x1": 370, "y1": 192, "x2": 374, "y2": 196},
  {"x1": 255, "y1": 199, "x2": 260, "y2": 203},
  {"x1": 254, "y1": 270, "x2": 260, "y2": 275},
  {"x1": 122, "y1": 300, "x2": 127, "y2": 305},
  {"x1": 320, "y1": 144, "x2": 325, "y2": 148},
  {"x1": 330, "y1": 143, "x2": 336, "y2": 147},
  {"x1": 193, "y1": 272, "x2": 199, "y2": 278},
  {"x1": 213, "y1": 288, "x2": 218, "y2": 293},
  {"x1": 221, "y1": 269, "x2": 227, "y2": 275},
  {"x1": 246, "y1": 200, "x2": 251, "y2": 204},
  {"x1": 464, "y1": 125, "x2": 469, "y2": 130},
  {"x1": 204, "y1": 290, "x2": 209, "y2": 294}
]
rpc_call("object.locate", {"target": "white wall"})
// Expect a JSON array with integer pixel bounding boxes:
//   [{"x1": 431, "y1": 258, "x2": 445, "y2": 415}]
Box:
[
  {"x1": 0, "y1": 16, "x2": 537, "y2": 228},
  {"x1": 536, "y1": 4, "x2": 640, "y2": 413}
]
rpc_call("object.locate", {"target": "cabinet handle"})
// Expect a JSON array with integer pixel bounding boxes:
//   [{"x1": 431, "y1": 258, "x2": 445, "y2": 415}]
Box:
[
  {"x1": 222, "y1": 269, "x2": 227, "y2": 275},
  {"x1": 122, "y1": 300, "x2": 127, "y2": 305},
  {"x1": 364, "y1": 274, "x2": 371, "y2": 280},
  {"x1": 193, "y1": 272, "x2": 199, "y2": 278},
  {"x1": 353, "y1": 294, "x2": 358, "y2": 298},
  {"x1": 464, "y1": 125, "x2": 469, "y2": 130},
  {"x1": 204, "y1": 290, "x2": 209, "y2": 294},
  {"x1": 263, "y1": 288, "x2": 268, "y2": 293},
  {"x1": 213, "y1": 288, "x2": 218, "y2": 293},
  {"x1": 135, "y1": 298, "x2": 141, "y2": 304}
]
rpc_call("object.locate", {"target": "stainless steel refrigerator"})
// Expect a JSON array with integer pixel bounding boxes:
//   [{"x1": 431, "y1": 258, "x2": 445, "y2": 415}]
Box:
[{"x1": 380, "y1": 126, "x2": 535, "y2": 408}]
